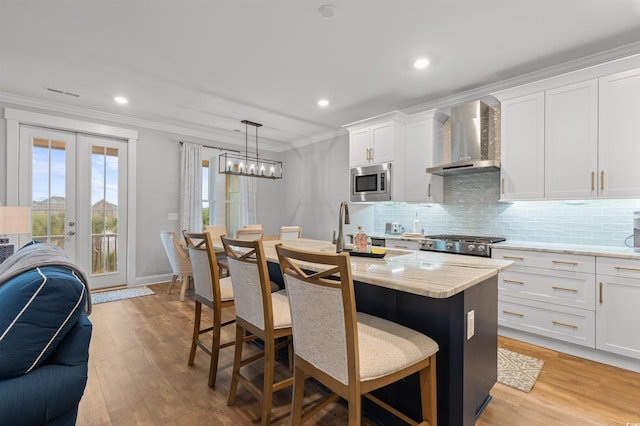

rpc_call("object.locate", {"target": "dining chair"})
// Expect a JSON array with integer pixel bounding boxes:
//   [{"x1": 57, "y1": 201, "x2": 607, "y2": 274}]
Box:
[
  {"x1": 236, "y1": 227, "x2": 264, "y2": 241},
  {"x1": 205, "y1": 224, "x2": 230, "y2": 277},
  {"x1": 278, "y1": 226, "x2": 302, "y2": 240},
  {"x1": 221, "y1": 236, "x2": 293, "y2": 425},
  {"x1": 276, "y1": 244, "x2": 439, "y2": 426},
  {"x1": 159, "y1": 231, "x2": 192, "y2": 301},
  {"x1": 182, "y1": 231, "x2": 235, "y2": 388}
]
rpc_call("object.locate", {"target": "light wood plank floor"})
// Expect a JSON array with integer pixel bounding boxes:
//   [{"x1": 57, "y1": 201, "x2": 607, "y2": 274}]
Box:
[{"x1": 78, "y1": 283, "x2": 640, "y2": 425}]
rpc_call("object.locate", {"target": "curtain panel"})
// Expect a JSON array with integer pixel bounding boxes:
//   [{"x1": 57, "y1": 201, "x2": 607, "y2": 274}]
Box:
[{"x1": 180, "y1": 142, "x2": 202, "y2": 233}]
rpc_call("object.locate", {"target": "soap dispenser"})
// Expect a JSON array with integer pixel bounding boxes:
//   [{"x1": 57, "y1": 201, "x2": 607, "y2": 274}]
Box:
[{"x1": 413, "y1": 213, "x2": 420, "y2": 234}]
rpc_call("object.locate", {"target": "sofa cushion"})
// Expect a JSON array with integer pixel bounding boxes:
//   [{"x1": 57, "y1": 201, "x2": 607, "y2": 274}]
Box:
[{"x1": 0, "y1": 265, "x2": 88, "y2": 379}]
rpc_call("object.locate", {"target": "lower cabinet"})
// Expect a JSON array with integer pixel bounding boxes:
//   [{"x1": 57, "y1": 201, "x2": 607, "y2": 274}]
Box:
[
  {"x1": 495, "y1": 247, "x2": 640, "y2": 362},
  {"x1": 596, "y1": 257, "x2": 640, "y2": 359},
  {"x1": 385, "y1": 239, "x2": 421, "y2": 250},
  {"x1": 494, "y1": 249, "x2": 596, "y2": 348}
]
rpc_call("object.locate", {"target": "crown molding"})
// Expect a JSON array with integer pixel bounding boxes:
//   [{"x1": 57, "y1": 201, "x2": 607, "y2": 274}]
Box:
[
  {"x1": 402, "y1": 41, "x2": 640, "y2": 115},
  {"x1": 0, "y1": 91, "x2": 289, "y2": 152}
]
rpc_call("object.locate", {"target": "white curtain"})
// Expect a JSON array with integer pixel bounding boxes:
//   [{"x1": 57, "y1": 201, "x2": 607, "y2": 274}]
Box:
[
  {"x1": 239, "y1": 176, "x2": 257, "y2": 226},
  {"x1": 180, "y1": 142, "x2": 202, "y2": 233}
]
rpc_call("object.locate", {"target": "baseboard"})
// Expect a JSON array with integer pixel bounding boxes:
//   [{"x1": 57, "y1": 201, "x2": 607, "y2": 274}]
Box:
[
  {"x1": 499, "y1": 326, "x2": 640, "y2": 373},
  {"x1": 135, "y1": 274, "x2": 173, "y2": 287}
]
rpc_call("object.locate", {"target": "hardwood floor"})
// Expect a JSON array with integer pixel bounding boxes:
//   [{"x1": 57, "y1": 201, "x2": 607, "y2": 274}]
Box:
[{"x1": 78, "y1": 283, "x2": 640, "y2": 425}]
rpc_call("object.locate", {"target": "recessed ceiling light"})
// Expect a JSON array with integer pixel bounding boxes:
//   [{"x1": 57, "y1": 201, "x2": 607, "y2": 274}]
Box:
[
  {"x1": 318, "y1": 99, "x2": 330, "y2": 107},
  {"x1": 114, "y1": 96, "x2": 128, "y2": 104},
  {"x1": 318, "y1": 4, "x2": 337, "y2": 19},
  {"x1": 413, "y1": 58, "x2": 430, "y2": 70}
]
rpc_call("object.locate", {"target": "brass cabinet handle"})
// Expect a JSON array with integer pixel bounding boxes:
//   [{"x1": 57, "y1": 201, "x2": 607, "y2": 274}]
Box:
[
  {"x1": 503, "y1": 255, "x2": 524, "y2": 260},
  {"x1": 591, "y1": 171, "x2": 595, "y2": 191},
  {"x1": 504, "y1": 279, "x2": 525, "y2": 285},
  {"x1": 552, "y1": 320, "x2": 578, "y2": 329},
  {"x1": 503, "y1": 310, "x2": 524, "y2": 317},
  {"x1": 394, "y1": 245, "x2": 408, "y2": 249},
  {"x1": 370, "y1": 147, "x2": 374, "y2": 161},
  {"x1": 614, "y1": 265, "x2": 640, "y2": 272},
  {"x1": 551, "y1": 285, "x2": 578, "y2": 293},
  {"x1": 599, "y1": 282, "x2": 603, "y2": 304},
  {"x1": 552, "y1": 260, "x2": 578, "y2": 266},
  {"x1": 428, "y1": 183, "x2": 431, "y2": 197},
  {"x1": 601, "y1": 170, "x2": 604, "y2": 191},
  {"x1": 501, "y1": 177, "x2": 505, "y2": 194},
  {"x1": 367, "y1": 148, "x2": 372, "y2": 160}
]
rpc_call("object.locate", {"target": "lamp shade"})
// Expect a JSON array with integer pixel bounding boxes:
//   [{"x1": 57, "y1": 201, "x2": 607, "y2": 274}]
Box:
[{"x1": 0, "y1": 206, "x2": 32, "y2": 234}]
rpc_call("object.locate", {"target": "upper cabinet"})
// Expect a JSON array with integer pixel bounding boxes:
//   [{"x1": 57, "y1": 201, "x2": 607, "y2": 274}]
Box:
[
  {"x1": 404, "y1": 110, "x2": 447, "y2": 203},
  {"x1": 544, "y1": 80, "x2": 598, "y2": 199},
  {"x1": 599, "y1": 68, "x2": 640, "y2": 198},
  {"x1": 344, "y1": 111, "x2": 408, "y2": 201},
  {"x1": 500, "y1": 92, "x2": 545, "y2": 201},
  {"x1": 347, "y1": 115, "x2": 404, "y2": 167},
  {"x1": 499, "y1": 65, "x2": 640, "y2": 201}
]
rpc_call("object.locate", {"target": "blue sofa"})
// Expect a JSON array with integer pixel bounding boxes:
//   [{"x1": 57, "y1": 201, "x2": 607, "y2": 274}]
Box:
[{"x1": 0, "y1": 243, "x2": 92, "y2": 425}]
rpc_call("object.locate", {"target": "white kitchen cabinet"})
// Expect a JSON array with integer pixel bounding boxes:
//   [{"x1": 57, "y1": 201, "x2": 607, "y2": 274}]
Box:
[
  {"x1": 347, "y1": 119, "x2": 399, "y2": 167},
  {"x1": 494, "y1": 248, "x2": 596, "y2": 348},
  {"x1": 544, "y1": 80, "x2": 599, "y2": 199},
  {"x1": 404, "y1": 110, "x2": 447, "y2": 203},
  {"x1": 596, "y1": 257, "x2": 640, "y2": 360},
  {"x1": 598, "y1": 68, "x2": 640, "y2": 198},
  {"x1": 500, "y1": 92, "x2": 545, "y2": 201}
]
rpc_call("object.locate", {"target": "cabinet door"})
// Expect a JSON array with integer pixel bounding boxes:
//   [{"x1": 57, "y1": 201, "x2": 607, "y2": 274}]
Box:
[
  {"x1": 405, "y1": 119, "x2": 443, "y2": 203},
  {"x1": 599, "y1": 68, "x2": 640, "y2": 197},
  {"x1": 545, "y1": 80, "x2": 598, "y2": 199},
  {"x1": 500, "y1": 92, "x2": 545, "y2": 200},
  {"x1": 370, "y1": 122, "x2": 394, "y2": 164},
  {"x1": 596, "y1": 274, "x2": 640, "y2": 359},
  {"x1": 349, "y1": 127, "x2": 371, "y2": 167}
]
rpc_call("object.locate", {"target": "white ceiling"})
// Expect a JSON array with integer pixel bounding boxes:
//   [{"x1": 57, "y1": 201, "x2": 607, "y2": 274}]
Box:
[{"x1": 2, "y1": 1, "x2": 640, "y2": 152}]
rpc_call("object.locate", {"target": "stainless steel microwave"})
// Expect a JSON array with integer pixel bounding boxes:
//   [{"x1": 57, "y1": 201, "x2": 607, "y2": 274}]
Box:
[{"x1": 350, "y1": 163, "x2": 392, "y2": 202}]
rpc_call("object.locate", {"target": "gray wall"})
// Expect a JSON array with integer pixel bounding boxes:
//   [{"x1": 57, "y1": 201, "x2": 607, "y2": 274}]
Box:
[{"x1": 278, "y1": 133, "x2": 370, "y2": 242}]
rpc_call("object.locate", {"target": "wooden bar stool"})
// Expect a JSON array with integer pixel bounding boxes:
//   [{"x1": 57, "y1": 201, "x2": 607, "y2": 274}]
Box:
[
  {"x1": 222, "y1": 236, "x2": 293, "y2": 425},
  {"x1": 276, "y1": 244, "x2": 439, "y2": 426},
  {"x1": 182, "y1": 231, "x2": 235, "y2": 388}
]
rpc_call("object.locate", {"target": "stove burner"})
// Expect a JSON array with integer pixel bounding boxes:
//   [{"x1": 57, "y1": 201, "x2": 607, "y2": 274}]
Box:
[{"x1": 419, "y1": 235, "x2": 505, "y2": 257}]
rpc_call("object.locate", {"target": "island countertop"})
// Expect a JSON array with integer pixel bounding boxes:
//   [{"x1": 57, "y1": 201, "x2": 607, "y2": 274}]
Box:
[{"x1": 256, "y1": 238, "x2": 512, "y2": 299}]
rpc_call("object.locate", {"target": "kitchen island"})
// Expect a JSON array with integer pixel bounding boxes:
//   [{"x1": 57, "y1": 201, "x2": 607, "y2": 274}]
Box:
[{"x1": 256, "y1": 238, "x2": 512, "y2": 426}]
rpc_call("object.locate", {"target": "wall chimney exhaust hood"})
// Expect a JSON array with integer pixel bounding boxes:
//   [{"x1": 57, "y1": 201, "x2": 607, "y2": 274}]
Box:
[{"x1": 426, "y1": 97, "x2": 500, "y2": 176}]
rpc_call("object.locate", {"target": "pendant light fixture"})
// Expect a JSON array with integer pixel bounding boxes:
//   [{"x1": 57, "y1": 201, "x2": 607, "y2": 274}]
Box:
[{"x1": 219, "y1": 120, "x2": 283, "y2": 179}]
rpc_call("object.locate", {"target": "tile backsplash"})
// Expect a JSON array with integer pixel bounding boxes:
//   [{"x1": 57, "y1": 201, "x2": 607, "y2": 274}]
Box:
[{"x1": 374, "y1": 171, "x2": 640, "y2": 248}]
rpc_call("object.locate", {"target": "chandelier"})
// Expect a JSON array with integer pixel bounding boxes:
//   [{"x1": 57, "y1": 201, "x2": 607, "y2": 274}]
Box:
[{"x1": 219, "y1": 120, "x2": 283, "y2": 179}]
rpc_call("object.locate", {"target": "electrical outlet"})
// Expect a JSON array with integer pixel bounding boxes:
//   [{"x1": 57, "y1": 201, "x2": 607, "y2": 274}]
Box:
[{"x1": 467, "y1": 310, "x2": 475, "y2": 340}]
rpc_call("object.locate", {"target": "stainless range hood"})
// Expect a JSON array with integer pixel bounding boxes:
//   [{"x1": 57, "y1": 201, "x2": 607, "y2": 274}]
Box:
[{"x1": 426, "y1": 97, "x2": 501, "y2": 176}]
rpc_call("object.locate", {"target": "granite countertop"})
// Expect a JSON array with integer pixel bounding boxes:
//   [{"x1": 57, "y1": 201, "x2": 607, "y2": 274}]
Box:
[
  {"x1": 259, "y1": 239, "x2": 512, "y2": 299},
  {"x1": 492, "y1": 240, "x2": 640, "y2": 260}
]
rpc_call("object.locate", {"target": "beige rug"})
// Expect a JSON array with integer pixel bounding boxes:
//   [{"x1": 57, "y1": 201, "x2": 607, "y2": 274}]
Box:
[{"x1": 497, "y1": 348, "x2": 544, "y2": 392}]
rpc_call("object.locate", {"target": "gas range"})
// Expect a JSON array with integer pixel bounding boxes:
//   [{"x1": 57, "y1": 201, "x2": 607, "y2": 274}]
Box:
[{"x1": 419, "y1": 234, "x2": 506, "y2": 257}]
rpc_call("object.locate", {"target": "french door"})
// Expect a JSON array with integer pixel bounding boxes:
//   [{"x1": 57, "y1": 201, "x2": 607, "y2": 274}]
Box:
[{"x1": 19, "y1": 125, "x2": 128, "y2": 289}]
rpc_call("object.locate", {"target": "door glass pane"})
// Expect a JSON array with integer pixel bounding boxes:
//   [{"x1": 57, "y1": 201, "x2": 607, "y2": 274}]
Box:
[
  {"x1": 91, "y1": 145, "x2": 119, "y2": 275},
  {"x1": 31, "y1": 138, "x2": 66, "y2": 248}
]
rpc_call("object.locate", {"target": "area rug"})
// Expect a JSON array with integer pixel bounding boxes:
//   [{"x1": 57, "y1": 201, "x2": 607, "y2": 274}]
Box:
[
  {"x1": 91, "y1": 286, "x2": 155, "y2": 305},
  {"x1": 497, "y1": 348, "x2": 544, "y2": 392}
]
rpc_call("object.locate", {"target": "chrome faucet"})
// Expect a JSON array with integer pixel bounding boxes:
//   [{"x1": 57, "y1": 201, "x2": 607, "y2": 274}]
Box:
[{"x1": 336, "y1": 201, "x2": 350, "y2": 253}]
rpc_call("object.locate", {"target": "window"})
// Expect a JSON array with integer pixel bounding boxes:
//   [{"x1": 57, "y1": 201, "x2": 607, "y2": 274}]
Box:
[{"x1": 202, "y1": 148, "x2": 228, "y2": 231}]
